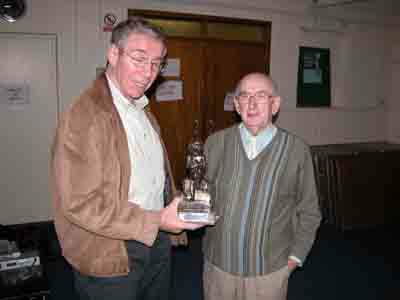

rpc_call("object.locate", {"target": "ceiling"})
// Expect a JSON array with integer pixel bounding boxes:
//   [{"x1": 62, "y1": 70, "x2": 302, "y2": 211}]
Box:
[{"x1": 312, "y1": 0, "x2": 400, "y2": 17}]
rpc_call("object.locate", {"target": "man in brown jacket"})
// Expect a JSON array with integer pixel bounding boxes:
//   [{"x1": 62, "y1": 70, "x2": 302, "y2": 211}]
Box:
[{"x1": 51, "y1": 17, "x2": 204, "y2": 300}]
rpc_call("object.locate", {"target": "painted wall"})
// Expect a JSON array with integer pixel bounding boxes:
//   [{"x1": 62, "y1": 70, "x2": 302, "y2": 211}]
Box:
[
  {"x1": 385, "y1": 27, "x2": 400, "y2": 143},
  {"x1": 0, "y1": 0, "x2": 398, "y2": 145}
]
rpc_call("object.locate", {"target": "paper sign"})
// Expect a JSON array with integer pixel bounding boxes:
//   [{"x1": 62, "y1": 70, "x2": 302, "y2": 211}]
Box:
[
  {"x1": 161, "y1": 58, "x2": 180, "y2": 77},
  {"x1": 0, "y1": 83, "x2": 30, "y2": 107},
  {"x1": 223, "y1": 92, "x2": 235, "y2": 111},
  {"x1": 156, "y1": 80, "x2": 183, "y2": 102},
  {"x1": 103, "y1": 13, "x2": 117, "y2": 32}
]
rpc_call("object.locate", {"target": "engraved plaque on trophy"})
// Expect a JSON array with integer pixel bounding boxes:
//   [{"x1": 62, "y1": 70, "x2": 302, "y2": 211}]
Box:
[{"x1": 178, "y1": 121, "x2": 216, "y2": 224}]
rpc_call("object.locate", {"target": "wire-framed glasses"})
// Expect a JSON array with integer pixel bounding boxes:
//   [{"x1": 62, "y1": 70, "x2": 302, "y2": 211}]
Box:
[
  {"x1": 236, "y1": 90, "x2": 273, "y2": 104},
  {"x1": 119, "y1": 49, "x2": 166, "y2": 73}
]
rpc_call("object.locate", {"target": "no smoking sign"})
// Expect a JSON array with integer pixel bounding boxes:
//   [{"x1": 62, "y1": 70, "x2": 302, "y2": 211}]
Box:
[{"x1": 103, "y1": 13, "x2": 117, "y2": 32}]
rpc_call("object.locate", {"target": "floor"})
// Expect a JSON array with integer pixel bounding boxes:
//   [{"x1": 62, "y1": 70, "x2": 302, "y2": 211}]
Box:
[
  {"x1": 170, "y1": 223, "x2": 398, "y2": 300},
  {"x1": 42, "y1": 221, "x2": 398, "y2": 300}
]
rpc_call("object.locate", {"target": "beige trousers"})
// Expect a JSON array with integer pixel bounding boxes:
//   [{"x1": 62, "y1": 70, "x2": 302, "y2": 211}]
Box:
[{"x1": 203, "y1": 260, "x2": 290, "y2": 300}]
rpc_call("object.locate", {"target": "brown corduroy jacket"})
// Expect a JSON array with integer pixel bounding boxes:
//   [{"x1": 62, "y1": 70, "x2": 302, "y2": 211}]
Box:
[{"x1": 51, "y1": 73, "x2": 175, "y2": 277}]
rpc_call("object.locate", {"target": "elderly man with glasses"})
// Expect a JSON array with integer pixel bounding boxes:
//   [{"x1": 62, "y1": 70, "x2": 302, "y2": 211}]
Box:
[
  {"x1": 51, "y1": 17, "x2": 205, "y2": 300},
  {"x1": 202, "y1": 72, "x2": 321, "y2": 300}
]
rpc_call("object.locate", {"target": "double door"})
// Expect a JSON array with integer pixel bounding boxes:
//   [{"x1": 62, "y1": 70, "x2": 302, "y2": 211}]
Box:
[{"x1": 149, "y1": 37, "x2": 269, "y2": 185}]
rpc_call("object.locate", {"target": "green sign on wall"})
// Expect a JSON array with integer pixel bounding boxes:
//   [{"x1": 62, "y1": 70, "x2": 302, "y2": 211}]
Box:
[{"x1": 297, "y1": 46, "x2": 331, "y2": 107}]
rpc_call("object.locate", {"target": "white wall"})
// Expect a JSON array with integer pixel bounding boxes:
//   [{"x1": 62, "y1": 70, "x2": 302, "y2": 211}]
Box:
[
  {"x1": 0, "y1": 0, "x2": 398, "y2": 145},
  {"x1": 384, "y1": 26, "x2": 400, "y2": 143}
]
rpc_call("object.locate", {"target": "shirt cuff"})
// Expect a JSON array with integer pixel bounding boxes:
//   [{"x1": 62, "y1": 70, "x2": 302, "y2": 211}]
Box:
[{"x1": 289, "y1": 255, "x2": 303, "y2": 267}]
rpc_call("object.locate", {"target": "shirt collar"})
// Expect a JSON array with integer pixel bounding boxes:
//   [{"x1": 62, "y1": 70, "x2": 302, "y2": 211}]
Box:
[
  {"x1": 239, "y1": 122, "x2": 277, "y2": 154},
  {"x1": 106, "y1": 73, "x2": 149, "y2": 112},
  {"x1": 239, "y1": 123, "x2": 276, "y2": 141}
]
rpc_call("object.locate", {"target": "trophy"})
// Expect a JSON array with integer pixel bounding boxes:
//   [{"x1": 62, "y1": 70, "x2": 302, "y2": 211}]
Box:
[{"x1": 178, "y1": 121, "x2": 216, "y2": 224}]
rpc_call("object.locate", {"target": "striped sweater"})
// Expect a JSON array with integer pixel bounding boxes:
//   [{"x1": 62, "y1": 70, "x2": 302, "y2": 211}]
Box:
[{"x1": 203, "y1": 125, "x2": 321, "y2": 277}]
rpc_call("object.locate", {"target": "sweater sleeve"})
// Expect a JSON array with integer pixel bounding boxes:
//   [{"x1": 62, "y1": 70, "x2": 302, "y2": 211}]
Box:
[
  {"x1": 290, "y1": 144, "x2": 322, "y2": 263},
  {"x1": 204, "y1": 131, "x2": 225, "y2": 183}
]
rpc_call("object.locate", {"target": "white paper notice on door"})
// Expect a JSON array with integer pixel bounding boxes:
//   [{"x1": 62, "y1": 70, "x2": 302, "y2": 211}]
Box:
[
  {"x1": 223, "y1": 92, "x2": 235, "y2": 111},
  {"x1": 156, "y1": 80, "x2": 183, "y2": 102},
  {"x1": 0, "y1": 83, "x2": 30, "y2": 108},
  {"x1": 161, "y1": 58, "x2": 180, "y2": 77}
]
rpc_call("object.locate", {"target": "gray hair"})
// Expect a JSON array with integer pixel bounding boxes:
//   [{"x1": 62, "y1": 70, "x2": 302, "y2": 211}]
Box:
[{"x1": 110, "y1": 16, "x2": 166, "y2": 50}]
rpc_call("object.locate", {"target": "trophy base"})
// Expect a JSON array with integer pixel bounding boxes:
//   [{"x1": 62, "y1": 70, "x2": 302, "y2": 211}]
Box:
[
  {"x1": 178, "y1": 211, "x2": 217, "y2": 224},
  {"x1": 178, "y1": 200, "x2": 216, "y2": 224}
]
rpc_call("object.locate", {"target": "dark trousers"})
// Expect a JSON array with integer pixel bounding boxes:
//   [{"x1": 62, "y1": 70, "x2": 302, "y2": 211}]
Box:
[{"x1": 73, "y1": 232, "x2": 171, "y2": 300}]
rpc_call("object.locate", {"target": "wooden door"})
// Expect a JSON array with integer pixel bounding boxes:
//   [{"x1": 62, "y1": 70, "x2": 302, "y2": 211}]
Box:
[
  {"x1": 204, "y1": 40, "x2": 268, "y2": 133},
  {"x1": 149, "y1": 37, "x2": 268, "y2": 186},
  {"x1": 149, "y1": 38, "x2": 206, "y2": 185}
]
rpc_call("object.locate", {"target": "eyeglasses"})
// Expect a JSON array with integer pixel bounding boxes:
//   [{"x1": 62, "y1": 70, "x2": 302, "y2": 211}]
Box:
[
  {"x1": 119, "y1": 49, "x2": 166, "y2": 73},
  {"x1": 236, "y1": 91, "x2": 273, "y2": 104}
]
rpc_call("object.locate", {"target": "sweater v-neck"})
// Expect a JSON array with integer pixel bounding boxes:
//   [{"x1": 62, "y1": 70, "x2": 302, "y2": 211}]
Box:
[{"x1": 236, "y1": 126, "x2": 280, "y2": 163}]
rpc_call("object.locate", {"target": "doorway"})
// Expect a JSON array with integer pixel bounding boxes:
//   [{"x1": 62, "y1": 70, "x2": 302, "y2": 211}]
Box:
[
  {"x1": 131, "y1": 10, "x2": 271, "y2": 185},
  {"x1": 0, "y1": 33, "x2": 58, "y2": 224}
]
